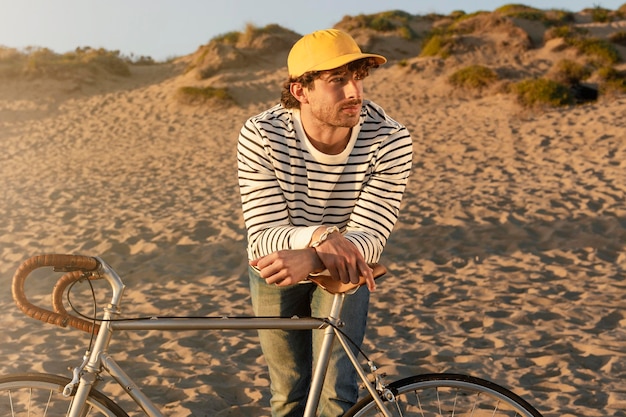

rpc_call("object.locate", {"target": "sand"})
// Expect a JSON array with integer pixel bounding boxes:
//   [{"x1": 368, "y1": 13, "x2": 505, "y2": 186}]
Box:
[{"x1": 1, "y1": 12, "x2": 626, "y2": 417}]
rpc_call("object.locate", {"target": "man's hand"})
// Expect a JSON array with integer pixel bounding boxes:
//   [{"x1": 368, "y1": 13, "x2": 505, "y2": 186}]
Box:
[
  {"x1": 250, "y1": 247, "x2": 323, "y2": 287},
  {"x1": 312, "y1": 230, "x2": 376, "y2": 292}
]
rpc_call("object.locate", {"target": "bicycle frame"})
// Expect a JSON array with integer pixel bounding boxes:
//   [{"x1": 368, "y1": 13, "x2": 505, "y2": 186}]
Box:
[{"x1": 66, "y1": 257, "x2": 392, "y2": 417}]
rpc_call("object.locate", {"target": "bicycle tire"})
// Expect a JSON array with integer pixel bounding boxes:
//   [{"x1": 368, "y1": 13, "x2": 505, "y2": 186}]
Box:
[
  {"x1": 344, "y1": 373, "x2": 543, "y2": 417},
  {"x1": 0, "y1": 373, "x2": 128, "y2": 417}
]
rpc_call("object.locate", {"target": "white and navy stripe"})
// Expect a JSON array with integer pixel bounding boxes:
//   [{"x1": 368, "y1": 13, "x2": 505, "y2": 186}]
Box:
[{"x1": 238, "y1": 100, "x2": 412, "y2": 262}]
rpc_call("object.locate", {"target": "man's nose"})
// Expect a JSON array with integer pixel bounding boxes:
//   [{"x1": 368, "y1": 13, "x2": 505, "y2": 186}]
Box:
[{"x1": 345, "y1": 78, "x2": 362, "y2": 99}]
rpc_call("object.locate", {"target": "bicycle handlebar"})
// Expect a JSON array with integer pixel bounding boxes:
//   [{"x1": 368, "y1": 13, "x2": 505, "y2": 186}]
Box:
[
  {"x1": 12, "y1": 254, "x2": 101, "y2": 333},
  {"x1": 12, "y1": 254, "x2": 387, "y2": 333}
]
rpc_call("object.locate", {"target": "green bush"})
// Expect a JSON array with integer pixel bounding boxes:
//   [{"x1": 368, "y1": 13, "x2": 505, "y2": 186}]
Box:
[
  {"x1": 343, "y1": 11, "x2": 417, "y2": 39},
  {"x1": 566, "y1": 37, "x2": 620, "y2": 65},
  {"x1": 448, "y1": 65, "x2": 498, "y2": 89},
  {"x1": 212, "y1": 31, "x2": 240, "y2": 45},
  {"x1": 397, "y1": 26, "x2": 417, "y2": 41},
  {"x1": 609, "y1": 31, "x2": 626, "y2": 47},
  {"x1": 496, "y1": 4, "x2": 545, "y2": 21},
  {"x1": 543, "y1": 9, "x2": 576, "y2": 25},
  {"x1": 80, "y1": 48, "x2": 131, "y2": 76},
  {"x1": 597, "y1": 66, "x2": 626, "y2": 94},
  {"x1": 420, "y1": 34, "x2": 455, "y2": 58},
  {"x1": 8, "y1": 46, "x2": 131, "y2": 79},
  {"x1": 590, "y1": 6, "x2": 611, "y2": 22},
  {"x1": 550, "y1": 59, "x2": 592, "y2": 84},
  {"x1": 496, "y1": 4, "x2": 575, "y2": 26},
  {"x1": 175, "y1": 86, "x2": 235, "y2": 106},
  {"x1": 544, "y1": 25, "x2": 589, "y2": 41},
  {"x1": 211, "y1": 23, "x2": 288, "y2": 47},
  {"x1": 512, "y1": 78, "x2": 574, "y2": 107}
]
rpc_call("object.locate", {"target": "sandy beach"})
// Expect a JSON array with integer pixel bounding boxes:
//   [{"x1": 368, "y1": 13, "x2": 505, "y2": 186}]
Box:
[{"x1": 1, "y1": 8, "x2": 625, "y2": 417}]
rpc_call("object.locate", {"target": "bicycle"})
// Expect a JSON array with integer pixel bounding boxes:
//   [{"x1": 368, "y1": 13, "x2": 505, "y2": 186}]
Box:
[{"x1": 2, "y1": 254, "x2": 544, "y2": 416}]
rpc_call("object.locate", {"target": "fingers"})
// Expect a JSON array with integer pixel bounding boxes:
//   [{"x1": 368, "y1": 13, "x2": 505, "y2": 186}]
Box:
[
  {"x1": 250, "y1": 240, "x2": 378, "y2": 291},
  {"x1": 361, "y1": 263, "x2": 376, "y2": 292},
  {"x1": 251, "y1": 249, "x2": 315, "y2": 286}
]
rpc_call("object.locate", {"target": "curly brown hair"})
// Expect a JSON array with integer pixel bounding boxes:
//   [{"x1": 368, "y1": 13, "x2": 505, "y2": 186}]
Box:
[{"x1": 280, "y1": 57, "x2": 380, "y2": 109}]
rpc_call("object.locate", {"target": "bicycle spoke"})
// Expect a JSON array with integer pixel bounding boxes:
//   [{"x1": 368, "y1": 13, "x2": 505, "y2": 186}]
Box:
[
  {"x1": 345, "y1": 374, "x2": 542, "y2": 417},
  {"x1": 0, "y1": 374, "x2": 127, "y2": 417}
]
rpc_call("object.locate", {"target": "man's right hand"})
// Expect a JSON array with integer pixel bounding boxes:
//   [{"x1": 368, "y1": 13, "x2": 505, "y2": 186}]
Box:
[
  {"x1": 311, "y1": 230, "x2": 376, "y2": 292},
  {"x1": 250, "y1": 247, "x2": 323, "y2": 286}
]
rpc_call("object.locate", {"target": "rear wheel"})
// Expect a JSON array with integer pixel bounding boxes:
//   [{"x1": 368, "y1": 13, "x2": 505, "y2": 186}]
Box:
[
  {"x1": 0, "y1": 373, "x2": 128, "y2": 417},
  {"x1": 344, "y1": 373, "x2": 543, "y2": 417}
]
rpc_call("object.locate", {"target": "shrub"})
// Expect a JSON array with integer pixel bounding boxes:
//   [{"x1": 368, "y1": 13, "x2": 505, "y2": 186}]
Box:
[
  {"x1": 397, "y1": 26, "x2": 417, "y2": 41},
  {"x1": 590, "y1": 6, "x2": 611, "y2": 22},
  {"x1": 549, "y1": 59, "x2": 592, "y2": 84},
  {"x1": 512, "y1": 78, "x2": 574, "y2": 107},
  {"x1": 449, "y1": 10, "x2": 467, "y2": 20},
  {"x1": 18, "y1": 46, "x2": 131, "y2": 78},
  {"x1": 420, "y1": 33, "x2": 455, "y2": 58},
  {"x1": 212, "y1": 23, "x2": 294, "y2": 48},
  {"x1": 175, "y1": 86, "x2": 235, "y2": 106},
  {"x1": 495, "y1": 4, "x2": 537, "y2": 13},
  {"x1": 544, "y1": 25, "x2": 589, "y2": 42},
  {"x1": 597, "y1": 66, "x2": 626, "y2": 94},
  {"x1": 0, "y1": 47, "x2": 24, "y2": 77},
  {"x1": 341, "y1": 11, "x2": 417, "y2": 39},
  {"x1": 543, "y1": 9, "x2": 576, "y2": 25},
  {"x1": 566, "y1": 37, "x2": 620, "y2": 65},
  {"x1": 609, "y1": 31, "x2": 626, "y2": 47},
  {"x1": 212, "y1": 31, "x2": 240, "y2": 45},
  {"x1": 448, "y1": 65, "x2": 498, "y2": 89},
  {"x1": 80, "y1": 48, "x2": 131, "y2": 76}
]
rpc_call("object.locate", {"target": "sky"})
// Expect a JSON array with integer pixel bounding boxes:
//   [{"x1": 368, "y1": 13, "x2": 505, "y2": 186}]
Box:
[{"x1": 1, "y1": 0, "x2": 624, "y2": 61}]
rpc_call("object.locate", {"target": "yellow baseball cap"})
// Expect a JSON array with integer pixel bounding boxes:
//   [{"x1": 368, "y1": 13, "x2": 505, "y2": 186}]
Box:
[{"x1": 287, "y1": 29, "x2": 387, "y2": 78}]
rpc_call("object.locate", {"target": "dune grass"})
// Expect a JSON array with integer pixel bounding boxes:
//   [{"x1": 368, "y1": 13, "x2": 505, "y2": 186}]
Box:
[
  {"x1": 175, "y1": 86, "x2": 235, "y2": 106},
  {"x1": 0, "y1": 46, "x2": 141, "y2": 79},
  {"x1": 336, "y1": 10, "x2": 419, "y2": 40},
  {"x1": 512, "y1": 78, "x2": 574, "y2": 107},
  {"x1": 448, "y1": 65, "x2": 499, "y2": 89}
]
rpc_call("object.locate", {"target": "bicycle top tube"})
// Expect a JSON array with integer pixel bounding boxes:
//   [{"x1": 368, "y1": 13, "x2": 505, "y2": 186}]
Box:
[{"x1": 12, "y1": 254, "x2": 386, "y2": 334}]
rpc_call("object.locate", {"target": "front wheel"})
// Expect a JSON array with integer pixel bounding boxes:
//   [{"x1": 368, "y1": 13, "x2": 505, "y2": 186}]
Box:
[
  {"x1": 0, "y1": 373, "x2": 128, "y2": 417},
  {"x1": 344, "y1": 373, "x2": 543, "y2": 417}
]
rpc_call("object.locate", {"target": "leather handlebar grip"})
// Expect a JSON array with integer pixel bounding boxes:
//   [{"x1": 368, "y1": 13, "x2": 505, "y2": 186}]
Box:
[{"x1": 12, "y1": 254, "x2": 100, "y2": 333}]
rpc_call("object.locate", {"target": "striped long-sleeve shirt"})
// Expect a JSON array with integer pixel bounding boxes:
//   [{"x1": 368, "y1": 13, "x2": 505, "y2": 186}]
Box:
[{"x1": 237, "y1": 100, "x2": 413, "y2": 263}]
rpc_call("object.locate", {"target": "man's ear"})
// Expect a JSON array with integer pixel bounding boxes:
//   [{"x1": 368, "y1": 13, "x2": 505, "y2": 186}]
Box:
[{"x1": 290, "y1": 82, "x2": 308, "y2": 104}]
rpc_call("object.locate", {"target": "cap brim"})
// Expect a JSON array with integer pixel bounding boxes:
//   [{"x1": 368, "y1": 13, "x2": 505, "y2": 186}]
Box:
[{"x1": 306, "y1": 53, "x2": 387, "y2": 74}]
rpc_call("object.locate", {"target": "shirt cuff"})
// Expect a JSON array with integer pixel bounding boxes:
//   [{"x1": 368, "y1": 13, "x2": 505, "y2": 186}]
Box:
[{"x1": 291, "y1": 226, "x2": 320, "y2": 249}]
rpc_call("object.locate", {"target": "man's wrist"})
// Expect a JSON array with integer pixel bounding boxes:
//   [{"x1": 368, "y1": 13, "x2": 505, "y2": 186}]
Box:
[
  {"x1": 307, "y1": 246, "x2": 325, "y2": 274},
  {"x1": 309, "y1": 226, "x2": 339, "y2": 248}
]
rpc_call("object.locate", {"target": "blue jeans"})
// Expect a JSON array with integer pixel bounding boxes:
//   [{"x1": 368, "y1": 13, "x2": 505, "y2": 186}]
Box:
[{"x1": 249, "y1": 266, "x2": 370, "y2": 417}]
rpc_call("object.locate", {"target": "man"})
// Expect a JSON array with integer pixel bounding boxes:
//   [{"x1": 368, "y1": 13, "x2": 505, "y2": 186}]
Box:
[{"x1": 237, "y1": 29, "x2": 412, "y2": 416}]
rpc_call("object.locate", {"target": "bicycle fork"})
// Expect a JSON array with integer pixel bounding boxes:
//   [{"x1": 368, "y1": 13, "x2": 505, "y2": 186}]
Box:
[{"x1": 65, "y1": 302, "x2": 122, "y2": 417}]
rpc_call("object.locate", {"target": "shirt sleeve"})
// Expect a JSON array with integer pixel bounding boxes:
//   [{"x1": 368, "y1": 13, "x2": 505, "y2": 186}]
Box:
[
  {"x1": 237, "y1": 117, "x2": 295, "y2": 259},
  {"x1": 343, "y1": 125, "x2": 413, "y2": 263}
]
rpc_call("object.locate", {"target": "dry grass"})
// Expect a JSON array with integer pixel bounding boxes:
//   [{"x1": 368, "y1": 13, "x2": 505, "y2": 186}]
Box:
[{"x1": 0, "y1": 46, "x2": 132, "y2": 79}]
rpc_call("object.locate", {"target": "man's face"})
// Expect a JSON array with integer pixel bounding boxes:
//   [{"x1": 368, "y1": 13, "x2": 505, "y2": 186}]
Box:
[{"x1": 305, "y1": 66, "x2": 364, "y2": 129}]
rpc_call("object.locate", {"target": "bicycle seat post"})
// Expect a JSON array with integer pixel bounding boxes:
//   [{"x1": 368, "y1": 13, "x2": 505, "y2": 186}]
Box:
[{"x1": 303, "y1": 291, "x2": 345, "y2": 417}]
